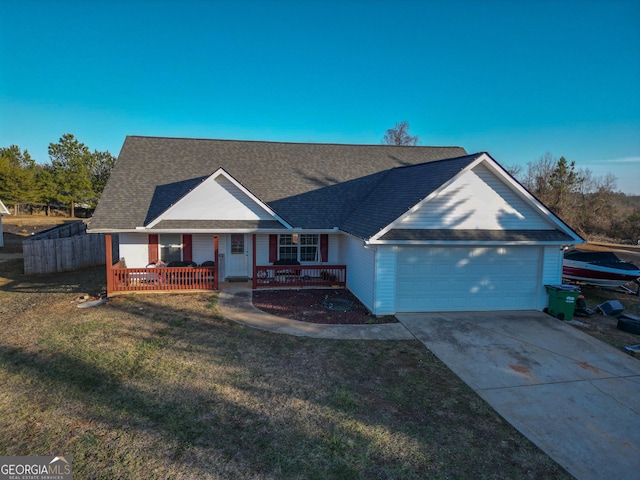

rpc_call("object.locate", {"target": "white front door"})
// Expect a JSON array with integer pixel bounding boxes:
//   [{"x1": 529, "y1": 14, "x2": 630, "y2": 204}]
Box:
[{"x1": 226, "y1": 233, "x2": 249, "y2": 277}]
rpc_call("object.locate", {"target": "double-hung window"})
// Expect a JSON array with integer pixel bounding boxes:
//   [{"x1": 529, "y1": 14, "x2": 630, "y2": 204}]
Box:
[
  {"x1": 159, "y1": 234, "x2": 182, "y2": 263},
  {"x1": 279, "y1": 234, "x2": 318, "y2": 262}
]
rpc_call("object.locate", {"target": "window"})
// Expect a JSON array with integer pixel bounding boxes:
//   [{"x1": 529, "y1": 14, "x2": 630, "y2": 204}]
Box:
[
  {"x1": 279, "y1": 234, "x2": 318, "y2": 262},
  {"x1": 231, "y1": 234, "x2": 245, "y2": 254},
  {"x1": 299, "y1": 234, "x2": 319, "y2": 261},
  {"x1": 160, "y1": 234, "x2": 182, "y2": 263},
  {"x1": 279, "y1": 234, "x2": 297, "y2": 261}
]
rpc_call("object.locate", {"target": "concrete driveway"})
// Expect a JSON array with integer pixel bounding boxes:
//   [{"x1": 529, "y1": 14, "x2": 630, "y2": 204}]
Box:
[{"x1": 397, "y1": 311, "x2": 640, "y2": 480}]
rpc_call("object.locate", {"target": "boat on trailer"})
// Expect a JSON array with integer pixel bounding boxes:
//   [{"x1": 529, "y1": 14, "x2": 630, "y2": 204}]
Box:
[{"x1": 562, "y1": 249, "x2": 640, "y2": 288}]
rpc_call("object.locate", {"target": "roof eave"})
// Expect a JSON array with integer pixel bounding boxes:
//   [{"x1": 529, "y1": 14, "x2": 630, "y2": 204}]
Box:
[
  {"x1": 87, "y1": 227, "x2": 341, "y2": 234},
  {"x1": 365, "y1": 239, "x2": 579, "y2": 246}
]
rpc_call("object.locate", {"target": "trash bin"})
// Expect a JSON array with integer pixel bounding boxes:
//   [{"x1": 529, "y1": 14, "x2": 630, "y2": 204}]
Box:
[{"x1": 545, "y1": 284, "x2": 581, "y2": 320}]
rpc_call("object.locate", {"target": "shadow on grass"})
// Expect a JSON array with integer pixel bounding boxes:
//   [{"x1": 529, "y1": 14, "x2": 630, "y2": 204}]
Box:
[
  {"x1": 0, "y1": 260, "x2": 106, "y2": 295},
  {"x1": 0, "y1": 295, "x2": 432, "y2": 479},
  {"x1": 0, "y1": 272, "x2": 572, "y2": 479}
]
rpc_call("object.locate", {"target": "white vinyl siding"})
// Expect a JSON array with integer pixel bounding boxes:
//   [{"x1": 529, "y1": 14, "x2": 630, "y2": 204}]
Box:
[
  {"x1": 255, "y1": 234, "x2": 270, "y2": 265},
  {"x1": 373, "y1": 246, "x2": 397, "y2": 315},
  {"x1": 540, "y1": 246, "x2": 564, "y2": 308},
  {"x1": 396, "y1": 246, "x2": 541, "y2": 312},
  {"x1": 192, "y1": 234, "x2": 216, "y2": 265},
  {"x1": 119, "y1": 233, "x2": 150, "y2": 268},
  {"x1": 339, "y1": 233, "x2": 375, "y2": 312},
  {"x1": 161, "y1": 174, "x2": 273, "y2": 221},
  {"x1": 395, "y1": 164, "x2": 552, "y2": 231},
  {"x1": 326, "y1": 235, "x2": 340, "y2": 264}
]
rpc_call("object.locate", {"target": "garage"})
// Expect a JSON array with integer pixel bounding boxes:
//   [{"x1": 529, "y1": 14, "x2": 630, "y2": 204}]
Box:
[{"x1": 396, "y1": 246, "x2": 541, "y2": 312}]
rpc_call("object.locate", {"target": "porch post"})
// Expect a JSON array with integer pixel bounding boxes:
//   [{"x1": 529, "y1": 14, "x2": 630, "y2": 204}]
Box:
[
  {"x1": 105, "y1": 233, "x2": 114, "y2": 295},
  {"x1": 214, "y1": 234, "x2": 219, "y2": 290},
  {"x1": 252, "y1": 234, "x2": 257, "y2": 289}
]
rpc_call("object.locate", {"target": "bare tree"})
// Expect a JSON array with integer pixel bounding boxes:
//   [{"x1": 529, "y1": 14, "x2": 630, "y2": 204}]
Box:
[
  {"x1": 575, "y1": 169, "x2": 617, "y2": 237},
  {"x1": 521, "y1": 152, "x2": 556, "y2": 202},
  {"x1": 504, "y1": 163, "x2": 523, "y2": 178},
  {"x1": 383, "y1": 121, "x2": 419, "y2": 146}
]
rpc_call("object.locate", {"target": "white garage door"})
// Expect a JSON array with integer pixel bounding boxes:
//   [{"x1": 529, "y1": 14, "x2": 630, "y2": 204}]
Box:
[{"x1": 397, "y1": 246, "x2": 540, "y2": 312}]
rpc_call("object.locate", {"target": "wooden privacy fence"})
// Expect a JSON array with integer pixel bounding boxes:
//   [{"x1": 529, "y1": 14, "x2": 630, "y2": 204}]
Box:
[
  {"x1": 31, "y1": 220, "x2": 87, "y2": 240},
  {"x1": 23, "y1": 222, "x2": 119, "y2": 274}
]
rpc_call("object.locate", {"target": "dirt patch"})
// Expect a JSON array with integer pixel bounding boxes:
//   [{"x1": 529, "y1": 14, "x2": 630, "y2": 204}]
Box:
[
  {"x1": 556, "y1": 242, "x2": 640, "y2": 351},
  {"x1": 252, "y1": 288, "x2": 398, "y2": 324},
  {"x1": 566, "y1": 284, "x2": 640, "y2": 351}
]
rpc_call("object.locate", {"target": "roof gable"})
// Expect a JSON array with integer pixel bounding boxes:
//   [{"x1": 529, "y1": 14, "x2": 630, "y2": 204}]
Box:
[
  {"x1": 370, "y1": 153, "x2": 582, "y2": 244},
  {"x1": 147, "y1": 169, "x2": 290, "y2": 229},
  {"x1": 144, "y1": 176, "x2": 208, "y2": 225},
  {"x1": 391, "y1": 162, "x2": 552, "y2": 230}
]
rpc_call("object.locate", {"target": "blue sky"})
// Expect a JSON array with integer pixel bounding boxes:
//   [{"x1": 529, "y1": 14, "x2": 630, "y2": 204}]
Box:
[{"x1": 1, "y1": 0, "x2": 639, "y2": 194}]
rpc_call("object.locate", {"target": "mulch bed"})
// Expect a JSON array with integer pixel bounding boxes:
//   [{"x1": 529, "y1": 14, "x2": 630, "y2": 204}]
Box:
[{"x1": 252, "y1": 288, "x2": 398, "y2": 324}]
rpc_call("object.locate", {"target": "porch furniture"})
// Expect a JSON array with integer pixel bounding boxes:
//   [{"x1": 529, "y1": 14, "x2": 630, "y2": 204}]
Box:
[{"x1": 253, "y1": 264, "x2": 346, "y2": 288}]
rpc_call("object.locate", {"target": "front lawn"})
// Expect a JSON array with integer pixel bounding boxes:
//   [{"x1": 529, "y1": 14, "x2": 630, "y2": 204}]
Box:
[{"x1": 0, "y1": 262, "x2": 570, "y2": 479}]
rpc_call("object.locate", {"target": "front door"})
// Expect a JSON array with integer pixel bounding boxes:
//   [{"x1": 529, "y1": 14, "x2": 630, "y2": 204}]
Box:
[{"x1": 226, "y1": 233, "x2": 249, "y2": 277}]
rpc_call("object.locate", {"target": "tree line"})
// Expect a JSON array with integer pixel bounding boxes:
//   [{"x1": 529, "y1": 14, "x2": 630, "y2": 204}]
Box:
[
  {"x1": 513, "y1": 153, "x2": 640, "y2": 244},
  {"x1": 0, "y1": 134, "x2": 116, "y2": 217}
]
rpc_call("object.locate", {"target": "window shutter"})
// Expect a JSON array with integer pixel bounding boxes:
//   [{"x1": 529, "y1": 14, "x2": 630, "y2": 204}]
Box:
[
  {"x1": 148, "y1": 234, "x2": 159, "y2": 263},
  {"x1": 183, "y1": 234, "x2": 193, "y2": 262},
  {"x1": 269, "y1": 234, "x2": 278, "y2": 263},
  {"x1": 320, "y1": 234, "x2": 328, "y2": 262}
]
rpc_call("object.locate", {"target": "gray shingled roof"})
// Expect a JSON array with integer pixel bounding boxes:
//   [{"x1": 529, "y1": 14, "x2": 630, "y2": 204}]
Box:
[{"x1": 89, "y1": 136, "x2": 467, "y2": 232}]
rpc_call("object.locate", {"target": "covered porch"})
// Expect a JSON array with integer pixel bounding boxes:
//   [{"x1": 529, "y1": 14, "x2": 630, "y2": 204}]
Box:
[{"x1": 104, "y1": 233, "x2": 346, "y2": 296}]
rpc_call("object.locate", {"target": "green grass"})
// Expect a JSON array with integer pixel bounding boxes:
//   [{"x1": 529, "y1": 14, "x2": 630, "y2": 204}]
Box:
[{"x1": 0, "y1": 264, "x2": 571, "y2": 479}]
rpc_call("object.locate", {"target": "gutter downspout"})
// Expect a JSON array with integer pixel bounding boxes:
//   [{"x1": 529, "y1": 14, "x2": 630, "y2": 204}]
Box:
[
  {"x1": 364, "y1": 241, "x2": 377, "y2": 316},
  {"x1": 105, "y1": 234, "x2": 114, "y2": 296}
]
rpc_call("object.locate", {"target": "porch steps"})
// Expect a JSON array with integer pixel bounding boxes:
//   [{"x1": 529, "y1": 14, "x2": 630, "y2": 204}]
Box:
[{"x1": 227, "y1": 276, "x2": 250, "y2": 283}]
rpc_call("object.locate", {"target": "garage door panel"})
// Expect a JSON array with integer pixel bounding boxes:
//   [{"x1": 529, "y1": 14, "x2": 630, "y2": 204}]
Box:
[{"x1": 397, "y1": 246, "x2": 539, "y2": 312}]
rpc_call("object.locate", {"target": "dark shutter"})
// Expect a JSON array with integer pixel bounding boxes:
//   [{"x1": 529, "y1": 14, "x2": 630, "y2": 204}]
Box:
[
  {"x1": 320, "y1": 234, "x2": 329, "y2": 262},
  {"x1": 183, "y1": 234, "x2": 193, "y2": 262},
  {"x1": 269, "y1": 234, "x2": 278, "y2": 263},
  {"x1": 148, "y1": 234, "x2": 159, "y2": 264}
]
